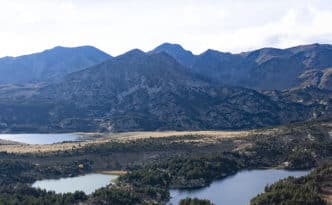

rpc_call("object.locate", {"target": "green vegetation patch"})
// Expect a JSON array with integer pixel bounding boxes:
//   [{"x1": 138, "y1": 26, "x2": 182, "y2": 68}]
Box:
[{"x1": 250, "y1": 163, "x2": 332, "y2": 205}]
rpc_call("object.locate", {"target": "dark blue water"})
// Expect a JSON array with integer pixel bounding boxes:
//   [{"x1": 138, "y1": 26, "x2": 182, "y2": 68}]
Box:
[
  {"x1": 168, "y1": 169, "x2": 309, "y2": 205},
  {"x1": 0, "y1": 133, "x2": 82, "y2": 144}
]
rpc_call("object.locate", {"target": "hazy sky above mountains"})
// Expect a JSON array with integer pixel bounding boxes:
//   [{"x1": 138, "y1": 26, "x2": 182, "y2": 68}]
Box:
[{"x1": 1, "y1": 0, "x2": 332, "y2": 57}]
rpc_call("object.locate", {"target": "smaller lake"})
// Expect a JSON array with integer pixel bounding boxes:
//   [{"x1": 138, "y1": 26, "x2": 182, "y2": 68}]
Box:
[
  {"x1": 0, "y1": 133, "x2": 82, "y2": 144},
  {"x1": 168, "y1": 169, "x2": 309, "y2": 205},
  {"x1": 32, "y1": 173, "x2": 118, "y2": 195}
]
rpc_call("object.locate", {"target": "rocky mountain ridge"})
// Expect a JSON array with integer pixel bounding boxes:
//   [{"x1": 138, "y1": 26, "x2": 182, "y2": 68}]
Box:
[
  {"x1": 0, "y1": 50, "x2": 330, "y2": 132},
  {"x1": 152, "y1": 43, "x2": 332, "y2": 90}
]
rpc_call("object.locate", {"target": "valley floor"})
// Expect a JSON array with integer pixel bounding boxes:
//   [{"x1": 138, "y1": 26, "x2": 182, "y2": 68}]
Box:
[{"x1": 0, "y1": 119, "x2": 331, "y2": 204}]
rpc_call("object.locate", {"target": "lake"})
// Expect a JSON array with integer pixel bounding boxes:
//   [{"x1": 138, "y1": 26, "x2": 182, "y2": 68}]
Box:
[
  {"x1": 168, "y1": 169, "x2": 309, "y2": 205},
  {"x1": 32, "y1": 173, "x2": 118, "y2": 195},
  {"x1": 0, "y1": 133, "x2": 82, "y2": 144}
]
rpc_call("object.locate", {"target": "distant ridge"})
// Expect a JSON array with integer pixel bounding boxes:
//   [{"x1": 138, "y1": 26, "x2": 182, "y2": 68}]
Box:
[
  {"x1": 0, "y1": 49, "x2": 329, "y2": 132},
  {"x1": 152, "y1": 42, "x2": 332, "y2": 90},
  {"x1": 0, "y1": 42, "x2": 331, "y2": 90},
  {"x1": 0, "y1": 45, "x2": 111, "y2": 84}
]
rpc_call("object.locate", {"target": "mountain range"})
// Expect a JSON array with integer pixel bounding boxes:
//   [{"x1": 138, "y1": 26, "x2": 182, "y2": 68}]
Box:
[
  {"x1": 152, "y1": 43, "x2": 332, "y2": 90},
  {"x1": 0, "y1": 43, "x2": 331, "y2": 132}
]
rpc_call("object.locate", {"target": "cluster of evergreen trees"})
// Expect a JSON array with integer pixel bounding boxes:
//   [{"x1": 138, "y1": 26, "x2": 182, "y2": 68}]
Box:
[
  {"x1": 0, "y1": 184, "x2": 87, "y2": 205},
  {"x1": 250, "y1": 163, "x2": 331, "y2": 205},
  {"x1": 179, "y1": 198, "x2": 213, "y2": 205},
  {"x1": 121, "y1": 152, "x2": 242, "y2": 190}
]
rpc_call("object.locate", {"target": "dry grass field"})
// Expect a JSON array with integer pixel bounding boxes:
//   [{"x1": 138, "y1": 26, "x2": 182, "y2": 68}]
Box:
[
  {"x1": 0, "y1": 130, "x2": 253, "y2": 154},
  {"x1": 0, "y1": 121, "x2": 330, "y2": 154}
]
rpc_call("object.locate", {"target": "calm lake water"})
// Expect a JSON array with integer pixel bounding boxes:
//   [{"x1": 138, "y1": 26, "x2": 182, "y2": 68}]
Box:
[
  {"x1": 32, "y1": 173, "x2": 118, "y2": 195},
  {"x1": 0, "y1": 133, "x2": 82, "y2": 144},
  {"x1": 168, "y1": 169, "x2": 309, "y2": 205}
]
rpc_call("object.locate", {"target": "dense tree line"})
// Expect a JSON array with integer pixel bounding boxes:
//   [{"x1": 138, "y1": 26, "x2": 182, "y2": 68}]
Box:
[
  {"x1": 89, "y1": 186, "x2": 142, "y2": 205},
  {"x1": 250, "y1": 163, "x2": 331, "y2": 205},
  {"x1": 0, "y1": 184, "x2": 87, "y2": 205},
  {"x1": 178, "y1": 198, "x2": 213, "y2": 205},
  {"x1": 0, "y1": 158, "x2": 93, "y2": 185},
  {"x1": 121, "y1": 152, "x2": 243, "y2": 190},
  {"x1": 0, "y1": 160, "x2": 35, "y2": 184}
]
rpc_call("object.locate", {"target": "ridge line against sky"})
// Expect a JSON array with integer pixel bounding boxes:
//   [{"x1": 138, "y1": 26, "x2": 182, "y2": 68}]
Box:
[
  {"x1": 1, "y1": 42, "x2": 331, "y2": 59},
  {"x1": 0, "y1": 0, "x2": 332, "y2": 57}
]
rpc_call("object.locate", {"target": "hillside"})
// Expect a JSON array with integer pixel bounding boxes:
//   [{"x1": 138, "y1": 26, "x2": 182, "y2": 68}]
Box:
[
  {"x1": 152, "y1": 43, "x2": 332, "y2": 90},
  {"x1": 0, "y1": 46, "x2": 111, "y2": 84},
  {"x1": 299, "y1": 67, "x2": 332, "y2": 90},
  {"x1": 0, "y1": 50, "x2": 330, "y2": 132}
]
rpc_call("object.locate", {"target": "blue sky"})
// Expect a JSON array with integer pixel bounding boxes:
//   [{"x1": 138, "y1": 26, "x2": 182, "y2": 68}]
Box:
[{"x1": 1, "y1": 0, "x2": 332, "y2": 56}]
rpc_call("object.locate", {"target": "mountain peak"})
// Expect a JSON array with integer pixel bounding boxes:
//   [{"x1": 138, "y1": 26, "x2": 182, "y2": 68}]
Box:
[
  {"x1": 116, "y1": 49, "x2": 146, "y2": 61},
  {"x1": 0, "y1": 46, "x2": 111, "y2": 84},
  {"x1": 122, "y1": 48, "x2": 145, "y2": 56},
  {"x1": 151, "y1": 42, "x2": 195, "y2": 67},
  {"x1": 153, "y1": 42, "x2": 188, "y2": 52},
  {"x1": 201, "y1": 49, "x2": 220, "y2": 55},
  {"x1": 48, "y1": 45, "x2": 100, "y2": 51},
  {"x1": 200, "y1": 49, "x2": 232, "y2": 58}
]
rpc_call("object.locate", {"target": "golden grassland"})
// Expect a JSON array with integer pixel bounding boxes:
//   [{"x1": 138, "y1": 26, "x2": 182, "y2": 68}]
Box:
[
  {"x1": 0, "y1": 130, "x2": 255, "y2": 154},
  {"x1": 1, "y1": 121, "x2": 330, "y2": 154}
]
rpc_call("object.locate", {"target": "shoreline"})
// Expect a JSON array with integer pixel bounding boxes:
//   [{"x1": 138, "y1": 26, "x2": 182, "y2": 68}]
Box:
[{"x1": 97, "y1": 170, "x2": 128, "y2": 175}]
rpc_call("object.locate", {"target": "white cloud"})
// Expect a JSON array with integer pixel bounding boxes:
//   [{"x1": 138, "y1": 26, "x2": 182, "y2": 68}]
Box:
[{"x1": 0, "y1": 0, "x2": 331, "y2": 56}]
